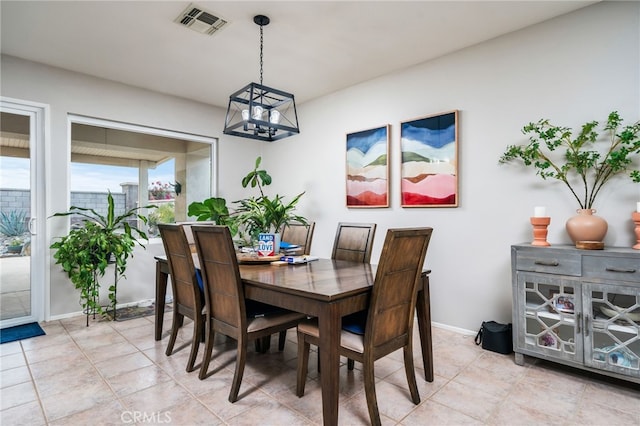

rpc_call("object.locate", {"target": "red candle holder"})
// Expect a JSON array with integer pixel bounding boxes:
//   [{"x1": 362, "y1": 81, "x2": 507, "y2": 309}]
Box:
[
  {"x1": 530, "y1": 217, "x2": 551, "y2": 246},
  {"x1": 632, "y1": 211, "x2": 640, "y2": 250}
]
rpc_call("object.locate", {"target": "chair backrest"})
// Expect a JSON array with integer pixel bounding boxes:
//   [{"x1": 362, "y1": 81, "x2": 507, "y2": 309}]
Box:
[
  {"x1": 365, "y1": 227, "x2": 433, "y2": 355},
  {"x1": 191, "y1": 225, "x2": 246, "y2": 336},
  {"x1": 280, "y1": 221, "x2": 316, "y2": 255},
  {"x1": 176, "y1": 221, "x2": 216, "y2": 246},
  {"x1": 158, "y1": 223, "x2": 203, "y2": 316},
  {"x1": 331, "y1": 222, "x2": 377, "y2": 263}
]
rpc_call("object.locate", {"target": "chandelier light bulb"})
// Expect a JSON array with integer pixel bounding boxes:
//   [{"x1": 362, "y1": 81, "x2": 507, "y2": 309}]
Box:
[
  {"x1": 252, "y1": 106, "x2": 264, "y2": 121},
  {"x1": 269, "y1": 110, "x2": 280, "y2": 124}
]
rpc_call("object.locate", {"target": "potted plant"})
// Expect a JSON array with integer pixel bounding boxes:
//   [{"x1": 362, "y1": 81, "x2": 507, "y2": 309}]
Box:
[
  {"x1": 499, "y1": 111, "x2": 640, "y2": 243},
  {"x1": 186, "y1": 196, "x2": 238, "y2": 237},
  {"x1": 232, "y1": 157, "x2": 307, "y2": 252},
  {"x1": 6, "y1": 237, "x2": 24, "y2": 254},
  {"x1": 50, "y1": 191, "x2": 156, "y2": 325}
]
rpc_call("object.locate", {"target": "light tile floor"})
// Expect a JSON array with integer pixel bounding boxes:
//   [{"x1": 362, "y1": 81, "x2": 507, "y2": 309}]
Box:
[{"x1": 1, "y1": 311, "x2": 639, "y2": 425}]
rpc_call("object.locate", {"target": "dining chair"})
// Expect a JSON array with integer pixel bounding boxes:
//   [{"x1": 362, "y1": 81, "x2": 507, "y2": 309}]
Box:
[
  {"x1": 327, "y1": 222, "x2": 376, "y2": 370},
  {"x1": 179, "y1": 220, "x2": 284, "y2": 354},
  {"x1": 331, "y1": 222, "x2": 377, "y2": 263},
  {"x1": 157, "y1": 223, "x2": 205, "y2": 373},
  {"x1": 296, "y1": 227, "x2": 433, "y2": 426},
  {"x1": 280, "y1": 221, "x2": 316, "y2": 255},
  {"x1": 191, "y1": 225, "x2": 307, "y2": 402}
]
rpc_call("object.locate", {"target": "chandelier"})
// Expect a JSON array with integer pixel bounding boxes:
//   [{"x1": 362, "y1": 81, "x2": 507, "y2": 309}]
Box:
[{"x1": 223, "y1": 15, "x2": 300, "y2": 142}]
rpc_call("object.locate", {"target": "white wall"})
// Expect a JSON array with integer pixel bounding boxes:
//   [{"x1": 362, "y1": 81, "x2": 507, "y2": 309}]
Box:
[
  {"x1": 1, "y1": 2, "x2": 638, "y2": 330},
  {"x1": 263, "y1": 2, "x2": 640, "y2": 332}
]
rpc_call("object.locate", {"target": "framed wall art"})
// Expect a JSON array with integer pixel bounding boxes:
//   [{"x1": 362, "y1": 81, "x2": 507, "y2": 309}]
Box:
[
  {"x1": 400, "y1": 110, "x2": 458, "y2": 207},
  {"x1": 346, "y1": 124, "x2": 390, "y2": 208}
]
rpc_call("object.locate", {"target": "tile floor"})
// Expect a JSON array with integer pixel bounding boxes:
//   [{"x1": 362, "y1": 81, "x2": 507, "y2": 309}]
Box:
[{"x1": 1, "y1": 311, "x2": 639, "y2": 425}]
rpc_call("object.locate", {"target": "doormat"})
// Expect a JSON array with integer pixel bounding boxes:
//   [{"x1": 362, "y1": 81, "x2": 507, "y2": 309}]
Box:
[{"x1": 1, "y1": 322, "x2": 46, "y2": 344}]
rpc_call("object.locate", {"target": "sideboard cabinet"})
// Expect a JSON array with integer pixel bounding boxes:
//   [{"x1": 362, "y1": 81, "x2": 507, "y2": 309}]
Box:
[{"x1": 511, "y1": 244, "x2": 640, "y2": 384}]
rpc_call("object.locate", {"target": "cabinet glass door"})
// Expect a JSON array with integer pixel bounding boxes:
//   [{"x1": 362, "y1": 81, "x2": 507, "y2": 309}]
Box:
[
  {"x1": 518, "y1": 272, "x2": 582, "y2": 363},
  {"x1": 583, "y1": 283, "x2": 640, "y2": 378}
]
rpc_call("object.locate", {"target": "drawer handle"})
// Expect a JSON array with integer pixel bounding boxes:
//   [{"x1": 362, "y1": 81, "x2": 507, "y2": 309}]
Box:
[
  {"x1": 534, "y1": 260, "x2": 559, "y2": 267},
  {"x1": 605, "y1": 267, "x2": 636, "y2": 273}
]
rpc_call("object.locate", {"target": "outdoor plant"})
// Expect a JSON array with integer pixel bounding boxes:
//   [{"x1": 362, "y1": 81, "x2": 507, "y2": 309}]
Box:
[
  {"x1": 499, "y1": 111, "x2": 640, "y2": 209},
  {"x1": 50, "y1": 192, "x2": 156, "y2": 325},
  {"x1": 232, "y1": 156, "x2": 307, "y2": 244},
  {"x1": 9, "y1": 237, "x2": 23, "y2": 246},
  {"x1": 148, "y1": 181, "x2": 175, "y2": 200},
  {"x1": 0, "y1": 210, "x2": 28, "y2": 237},
  {"x1": 148, "y1": 202, "x2": 175, "y2": 235}
]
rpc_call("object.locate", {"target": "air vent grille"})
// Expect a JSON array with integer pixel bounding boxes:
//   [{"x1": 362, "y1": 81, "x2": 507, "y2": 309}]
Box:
[{"x1": 175, "y1": 3, "x2": 228, "y2": 36}]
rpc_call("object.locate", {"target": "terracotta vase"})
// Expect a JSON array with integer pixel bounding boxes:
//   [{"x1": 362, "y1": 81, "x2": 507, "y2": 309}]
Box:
[
  {"x1": 565, "y1": 208, "x2": 608, "y2": 243},
  {"x1": 632, "y1": 211, "x2": 640, "y2": 250}
]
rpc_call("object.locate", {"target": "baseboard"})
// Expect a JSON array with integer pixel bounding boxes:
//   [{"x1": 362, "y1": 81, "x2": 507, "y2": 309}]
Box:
[{"x1": 48, "y1": 298, "x2": 157, "y2": 322}]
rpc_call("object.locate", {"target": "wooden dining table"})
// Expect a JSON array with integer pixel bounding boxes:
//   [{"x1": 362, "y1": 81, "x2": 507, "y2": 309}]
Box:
[{"x1": 154, "y1": 256, "x2": 434, "y2": 426}]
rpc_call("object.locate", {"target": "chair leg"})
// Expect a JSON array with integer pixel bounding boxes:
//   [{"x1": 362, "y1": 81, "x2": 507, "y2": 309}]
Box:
[
  {"x1": 198, "y1": 323, "x2": 215, "y2": 380},
  {"x1": 296, "y1": 330, "x2": 311, "y2": 397},
  {"x1": 165, "y1": 312, "x2": 182, "y2": 356},
  {"x1": 363, "y1": 357, "x2": 381, "y2": 426},
  {"x1": 278, "y1": 330, "x2": 287, "y2": 351},
  {"x1": 229, "y1": 336, "x2": 248, "y2": 403},
  {"x1": 403, "y1": 345, "x2": 420, "y2": 404},
  {"x1": 254, "y1": 336, "x2": 270, "y2": 353},
  {"x1": 186, "y1": 315, "x2": 203, "y2": 372}
]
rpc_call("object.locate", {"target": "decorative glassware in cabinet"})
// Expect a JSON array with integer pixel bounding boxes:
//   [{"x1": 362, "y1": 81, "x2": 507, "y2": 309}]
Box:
[
  {"x1": 521, "y1": 274, "x2": 579, "y2": 361},
  {"x1": 584, "y1": 285, "x2": 640, "y2": 375}
]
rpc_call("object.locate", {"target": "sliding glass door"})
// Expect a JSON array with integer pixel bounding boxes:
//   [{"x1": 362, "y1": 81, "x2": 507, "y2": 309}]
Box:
[{"x1": 0, "y1": 99, "x2": 46, "y2": 328}]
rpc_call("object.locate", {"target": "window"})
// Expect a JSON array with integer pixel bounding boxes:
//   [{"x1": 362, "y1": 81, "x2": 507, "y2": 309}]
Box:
[{"x1": 68, "y1": 115, "x2": 217, "y2": 234}]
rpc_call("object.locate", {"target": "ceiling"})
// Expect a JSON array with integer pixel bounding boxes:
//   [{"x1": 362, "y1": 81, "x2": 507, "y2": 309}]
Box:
[{"x1": 0, "y1": 1, "x2": 598, "y2": 109}]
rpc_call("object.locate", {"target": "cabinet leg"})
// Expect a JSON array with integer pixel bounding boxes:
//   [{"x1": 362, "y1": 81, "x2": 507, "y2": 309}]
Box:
[{"x1": 514, "y1": 352, "x2": 525, "y2": 366}]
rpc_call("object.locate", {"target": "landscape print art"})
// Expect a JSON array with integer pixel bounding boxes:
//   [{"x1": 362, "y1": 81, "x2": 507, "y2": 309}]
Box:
[
  {"x1": 346, "y1": 125, "x2": 389, "y2": 207},
  {"x1": 401, "y1": 110, "x2": 458, "y2": 207}
]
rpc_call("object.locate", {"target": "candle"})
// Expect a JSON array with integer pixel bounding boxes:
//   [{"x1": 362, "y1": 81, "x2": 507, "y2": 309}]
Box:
[{"x1": 534, "y1": 206, "x2": 546, "y2": 217}]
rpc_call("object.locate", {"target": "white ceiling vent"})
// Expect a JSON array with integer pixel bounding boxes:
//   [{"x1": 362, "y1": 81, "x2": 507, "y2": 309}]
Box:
[{"x1": 175, "y1": 4, "x2": 228, "y2": 36}]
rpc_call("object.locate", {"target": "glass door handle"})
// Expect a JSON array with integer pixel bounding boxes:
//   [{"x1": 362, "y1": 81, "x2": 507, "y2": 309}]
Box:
[{"x1": 29, "y1": 217, "x2": 36, "y2": 235}]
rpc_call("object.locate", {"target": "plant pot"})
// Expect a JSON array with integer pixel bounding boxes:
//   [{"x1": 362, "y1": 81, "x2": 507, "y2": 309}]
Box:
[
  {"x1": 6, "y1": 245, "x2": 23, "y2": 254},
  {"x1": 565, "y1": 209, "x2": 608, "y2": 245}
]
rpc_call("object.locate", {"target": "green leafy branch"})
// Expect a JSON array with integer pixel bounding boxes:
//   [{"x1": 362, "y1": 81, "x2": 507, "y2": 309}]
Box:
[{"x1": 499, "y1": 111, "x2": 640, "y2": 209}]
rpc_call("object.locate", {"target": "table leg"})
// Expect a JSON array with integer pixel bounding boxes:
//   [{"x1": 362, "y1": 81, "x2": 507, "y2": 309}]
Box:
[
  {"x1": 318, "y1": 304, "x2": 340, "y2": 426},
  {"x1": 416, "y1": 273, "x2": 434, "y2": 382},
  {"x1": 155, "y1": 261, "x2": 168, "y2": 341}
]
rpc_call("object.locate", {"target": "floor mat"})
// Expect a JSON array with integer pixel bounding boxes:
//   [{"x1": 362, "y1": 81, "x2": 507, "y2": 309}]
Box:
[
  {"x1": 104, "y1": 303, "x2": 171, "y2": 321},
  {"x1": 1, "y1": 322, "x2": 46, "y2": 344}
]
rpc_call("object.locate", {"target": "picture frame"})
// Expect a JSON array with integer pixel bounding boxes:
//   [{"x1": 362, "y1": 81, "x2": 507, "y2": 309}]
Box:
[
  {"x1": 346, "y1": 124, "x2": 390, "y2": 208},
  {"x1": 548, "y1": 290, "x2": 575, "y2": 314},
  {"x1": 400, "y1": 110, "x2": 458, "y2": 207}
]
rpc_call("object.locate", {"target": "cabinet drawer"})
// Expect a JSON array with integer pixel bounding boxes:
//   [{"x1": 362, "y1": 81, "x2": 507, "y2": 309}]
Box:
[
  {"x1": 515, "y1": 250, "x2": 581, "y2": 276},
  {"x1": 583, "y1": 256, "x2": 640, "y2": 283}
]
